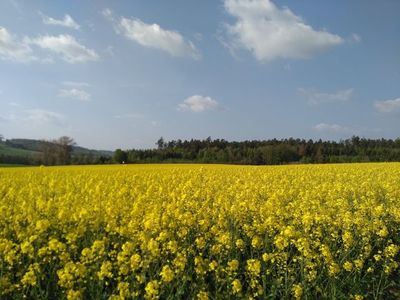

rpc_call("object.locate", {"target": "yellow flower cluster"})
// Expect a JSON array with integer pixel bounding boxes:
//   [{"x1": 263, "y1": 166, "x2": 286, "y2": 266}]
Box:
[{"x1": 1, "y1": 163, "x2": 400, "y2": 299}]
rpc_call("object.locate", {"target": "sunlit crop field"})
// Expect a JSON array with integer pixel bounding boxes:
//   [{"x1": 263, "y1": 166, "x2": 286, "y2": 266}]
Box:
[{"x1": 1, "y1": 163, "x2": 400, "y2": 299}]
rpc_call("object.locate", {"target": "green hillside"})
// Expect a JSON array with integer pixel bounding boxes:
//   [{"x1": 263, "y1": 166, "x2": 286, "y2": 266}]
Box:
[
  {"x1": 0, "y1": 138, "x2": 113, "y2": 165},
  {"x1": 0, "y1": 142, "x2": 40, "y2": 156},
  {"x1": 4, "y1": 139, "x2": 113, "y2": 156}
]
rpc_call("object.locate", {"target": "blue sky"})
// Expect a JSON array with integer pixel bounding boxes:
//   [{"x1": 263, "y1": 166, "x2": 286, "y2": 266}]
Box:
[{"x1": 0, "y1": 0, "x2": 399, "y2": 150}]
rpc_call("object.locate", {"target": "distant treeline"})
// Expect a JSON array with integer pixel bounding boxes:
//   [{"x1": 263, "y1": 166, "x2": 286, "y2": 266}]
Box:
[
  {"x1": 2, "y1": 136, "x2": 400, "y2": 166},
  {"x1": 114, "y1": 136, "x2": 400, "y2": 165}
]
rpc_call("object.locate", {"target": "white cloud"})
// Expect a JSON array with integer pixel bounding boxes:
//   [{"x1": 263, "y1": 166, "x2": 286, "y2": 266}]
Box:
[
  {"x1": 178, "y1": 95, "x2": 220, "y2": 112},
  {"x1": 58, "y1": 88, "x2": 91, "y2": 101},
  {"x1": 223, "y1": 0, "x2": 343, "y2": 61},
  {"x1": 30, "y1": 34, "x2": 99, "y2": 63},
  {"x1": 118, "y1": 17, "x2": 200, "y2": 59},
  {"x1": 374, "y1": 98, "x2": 400, "y2": 113},
  {"x1": 0, "y1": 26, "x2": 36, "y2": 62},
  {"x1": 313, "y1": 123, "x2": 351, "y2": 134},
  {"x1": 24, "y1": 109, "x2": 64, "y2": 125},
  {"x1": 298, "y1": 88, "x2": 353, "y2": 105},
  {"x1": 41, "y1": 13, "x2": 80, "y2": 30}
]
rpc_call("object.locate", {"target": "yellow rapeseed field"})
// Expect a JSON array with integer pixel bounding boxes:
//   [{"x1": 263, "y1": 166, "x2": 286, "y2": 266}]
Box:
[{"x1": 1, "y1": 163, "x2": 400, "y2": 299}]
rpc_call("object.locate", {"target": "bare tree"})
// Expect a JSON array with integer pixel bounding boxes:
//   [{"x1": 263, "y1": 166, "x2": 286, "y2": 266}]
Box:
[
  {"x1": 55, "y1": 136, "x2": 76, "y2": 165},
  {"x1": 40, "y1": 140, "x2": 59, "y2": 165},
  {"x1": 40, "y1": 136, "x2": 76, "y2": 165}
]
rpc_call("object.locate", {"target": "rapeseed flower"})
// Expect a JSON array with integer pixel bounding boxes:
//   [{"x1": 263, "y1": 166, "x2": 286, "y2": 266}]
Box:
[{"x1": 1, "y1": 163, "x2": 400, "y2": 298}]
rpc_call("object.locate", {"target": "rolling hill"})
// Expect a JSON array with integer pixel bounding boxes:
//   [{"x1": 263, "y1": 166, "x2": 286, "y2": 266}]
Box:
[{"x1": 0, "y1": 138, "x2": 113, "y2": 165}]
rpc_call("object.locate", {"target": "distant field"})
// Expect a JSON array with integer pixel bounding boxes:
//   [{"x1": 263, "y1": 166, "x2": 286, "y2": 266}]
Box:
[{"x1": 1, "y1": 163, "x2": 400, "y2": 299}]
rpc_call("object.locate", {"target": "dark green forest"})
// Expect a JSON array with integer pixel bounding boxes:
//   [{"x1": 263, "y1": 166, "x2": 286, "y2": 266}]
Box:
[{"x1": 115, "y1": 136, "x2": 400, "y2": 165}]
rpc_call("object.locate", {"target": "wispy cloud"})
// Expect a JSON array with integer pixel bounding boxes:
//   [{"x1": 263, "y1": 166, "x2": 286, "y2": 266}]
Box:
[
  {"x1": 24, "y1": 109, "x2": 65, "y2": 125},
  {"x1": 30, "y1": 35, "x2": 99, "y2": 63},
  {"x1": 0, "y1": 26, "x2": 37, "y2": 63},
  {"x1": 58, "y1": 88, "x2": 91, "y2": 101},
  {"x1": 29, "y1": 34, "x2": 99, "y2": 63},
  {"x1": 62, "y1": 81, "x2": 91, "y2": 88},
  {"x1": 222, "y1": 0, "x2": 343, "y2": 62},
  {"x1": 101, "y1": 8, "x2": 114, "y2": 20},
  {"x1": 1, "y1": 27, "x2": 99, "y2": 64},
  {"x1": 313, "y1": 123, "x2": 352, "y2": 134},
  {"x1": 374, "y1": 97, "x2": 400, "y2": 113},
  {"x1": 0, "y1": 106, "x2": 65, "y2": 126},
  {"x1": 114, "y1": 113, "x2": 145, "y2": 119},
  {"x1": 178, "y1": 95, "x2": 221, "y2": 112},
  {"x1": 109, "y1": 13, "x2": 200, "y2": 59},
  {"x1": 40, "y1": 12, "x2": 80, "y2": 30},
  {"x1": 120, "y1": 17, "x2": 200, "y2": 59},
  {"x1": 350, "y1": 33, "x2": 362, "y2": 43},
  {"x1": 114, "y1": 113, "x2": 159, "y2": 129},
  {"x1": 313, "y1": 123, "x2": 381, "y2": 137},
  {"x1": 7, "y1": 0, "x2": 22, "y2": 14},
  {"x1": 8, "y1": 101, "x2": 22, "y2": 107},
  {"x1": 0, "y1": 113, "x2": 16, "y2": 122},
  {"x1": 105, "y1": 45, "x2": 115, "y2": 56},
  {"x1": 299, "y1": 88, "x2": 353, "y2": 105}
]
